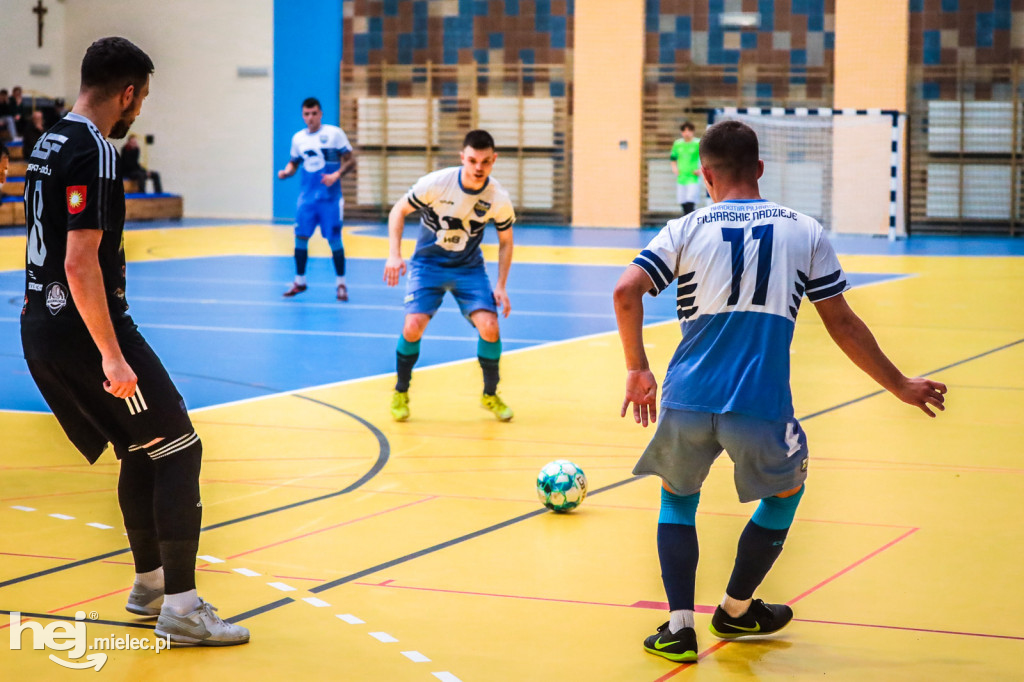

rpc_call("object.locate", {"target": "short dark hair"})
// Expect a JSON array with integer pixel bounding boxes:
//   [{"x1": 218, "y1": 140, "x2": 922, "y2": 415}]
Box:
[
  {"x1": 699, "y1": 120, "x2": 759, "y2": 181},
  {"x1": 0, "y1": 143, "x2": 9, "y2": 159},
  {"x1": 80, "y1": 37, "x2": 154, "y2": 97},
  {"x1": 681, "y1": 121, "x2": 695, "y2": 132},
  {"x1": 302, "y1": 97, "x2": 321, "y2": 110},
  {"x1": 463, "y1": 129, "x2": 495, "y2": 151}
]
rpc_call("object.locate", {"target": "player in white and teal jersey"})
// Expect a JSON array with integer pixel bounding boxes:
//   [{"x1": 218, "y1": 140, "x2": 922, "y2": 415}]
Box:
[
  {"x1": 277, "y1": 97, "x2": 355, "y2": 300},
  {"x1": 614, "y1": 119, "x2": 947, "y2": 662},
  {"x1": 383, "y1": 129, "x2": 516, "y2": 422}
]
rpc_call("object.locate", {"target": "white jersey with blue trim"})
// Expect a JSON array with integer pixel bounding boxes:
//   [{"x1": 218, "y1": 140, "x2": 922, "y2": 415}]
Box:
[
  {"x1": 289, "y1": 124, "x2": 352, "y2": 204},
  {"x1": 406, "y1": 167, "x2": 515, "y2": 269},
  {"x1": 632, "y1": 198, "x2": 849, "y2": 421}
]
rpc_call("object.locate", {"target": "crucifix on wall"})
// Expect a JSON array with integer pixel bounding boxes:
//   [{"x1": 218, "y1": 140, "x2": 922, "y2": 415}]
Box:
[{"x1": 33, "y1": 0, "x2": 48, "y2": 48}]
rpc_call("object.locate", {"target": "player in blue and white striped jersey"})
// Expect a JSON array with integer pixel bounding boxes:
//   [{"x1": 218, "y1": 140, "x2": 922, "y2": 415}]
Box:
[{"x1": 614, "y1": 120, "x2": 947, "y2": 662}]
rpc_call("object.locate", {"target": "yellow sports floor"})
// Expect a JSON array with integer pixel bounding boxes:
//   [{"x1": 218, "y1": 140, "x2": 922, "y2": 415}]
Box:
[{"x1": 1, "y1": 224, "x2": 1022, "y2": 680}]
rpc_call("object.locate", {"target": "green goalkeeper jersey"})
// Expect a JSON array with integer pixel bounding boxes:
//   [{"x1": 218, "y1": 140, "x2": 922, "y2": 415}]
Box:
[{"x1": 670, "y1": 138, "x2": 700, "y2": 185}]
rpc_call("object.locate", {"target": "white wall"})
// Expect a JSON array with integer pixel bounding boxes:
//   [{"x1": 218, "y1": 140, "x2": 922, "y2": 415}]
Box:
[
  {"x1": 0, "y1": 0, "x2": 69, "y2": 96},
  {"x1": 5, "y1": 0, "x2": 274, "y2": 219}
]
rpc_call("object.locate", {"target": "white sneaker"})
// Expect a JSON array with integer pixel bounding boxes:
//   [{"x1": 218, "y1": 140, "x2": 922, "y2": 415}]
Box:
[
  {"x1": 125, "y1": 583, "x2": 164, "y2": 617},
  {"x1": 155, "y1": 598, "x2": 250, "y2": 646}
]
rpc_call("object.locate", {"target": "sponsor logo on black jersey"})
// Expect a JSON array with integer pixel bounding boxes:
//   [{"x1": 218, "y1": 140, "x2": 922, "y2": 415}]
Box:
[
  {"x1": 473, "y1": 199, "x2": 491, "y2": 217},
  {"x1": 45, "y1": 283, "x2": 69, "y2": 315}
]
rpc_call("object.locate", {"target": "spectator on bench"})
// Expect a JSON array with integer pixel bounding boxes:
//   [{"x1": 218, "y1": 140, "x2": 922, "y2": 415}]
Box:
[
  {"x1": 0, "y1": 143, "x2": 9, "y2": 191},
  {"x1": 10, "y1": 87, "x2": 29, "y2": 138},
  {"x1": 122, "y1": 134, "x2": 162, "y2": 193},
  {"x1": 23, "y1": 110, "x2": 46, "y2": 156},
  {"x1": 0, "y1": 90, "x2": 17, "y2": 142}
]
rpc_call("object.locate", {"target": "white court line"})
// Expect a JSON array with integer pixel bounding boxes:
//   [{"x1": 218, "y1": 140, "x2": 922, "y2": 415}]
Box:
[
  {"x1": 188, "y1": 323, "x2": 671, "y2": 414},
  {"x1": 267, "y1": 582, "x2": 297, "y2": 592},
  {"x1": 432, "y1": 673, "x2": 462, "y2": 682},
  {"x1": 49, "y1": 513, "x2": 74, "y2": 520},
  {"x1": 103, "y1": 294, "x2": 622, "y2": 320},
  {"x1": 233, "y1": 568, "x2": 261, "y2": 577},
  {"x1": 116, "y1": 322, "x2": 556, "y2": 345},
  {"x1": 86, "y1": 522, "x2": 113, "y2": 529},
  {"x1": 302, "y1": 597, "x2": 331, "y2": 608},
  {"x1": 10, "y1": 506, "x2": 36, "y2": 512},
  {"x1": 368, "y1": 632, "x2": 398, "y2": 643},
  {"x1": 336, "y1": 614, "x2": 364, "y2": 624},
  {"x1": 401, "y1": 651, "x2": 431, "y2": 663},
  {"x1": 198, "y1": 555, "x2": 225, "y2": 563}
]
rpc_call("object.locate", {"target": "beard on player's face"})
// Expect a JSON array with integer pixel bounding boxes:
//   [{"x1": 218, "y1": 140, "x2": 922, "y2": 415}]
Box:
[{"x1": 108, "y1": 108, "x2": 135, "y2": 139}]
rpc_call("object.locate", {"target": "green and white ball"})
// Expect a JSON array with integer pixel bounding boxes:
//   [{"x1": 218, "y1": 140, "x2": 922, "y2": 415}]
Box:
[{"x1": 536, "y1": 460, "x2": 588, "y2": 512}]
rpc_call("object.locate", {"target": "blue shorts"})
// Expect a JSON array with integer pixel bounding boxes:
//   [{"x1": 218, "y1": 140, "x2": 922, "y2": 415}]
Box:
[
  {"x1": 295, "y1": 198, "x2": 343, "y2": 240},
  {"x1": 633, "y1": 408, "x2": 809, "y2": 503},
  {"x1": 404, "y1": 260, "x2": 497, "y2": 319}
]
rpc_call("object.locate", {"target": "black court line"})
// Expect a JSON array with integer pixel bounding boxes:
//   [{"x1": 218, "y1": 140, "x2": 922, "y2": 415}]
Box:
[
  {"x1": 0, "y1": 394, "x2": 389, "y2": 590},
  {"x1": 800, "y1": 336, "x2": 1023, "y2": 421},
  {"x1": 0, "y1": 610, "x2": 156, "y2": 631},
  {"x1": 225, "y1": 336, "x2": 1024, "y2": 624},
  {"x1": 6, "y1": 336, "x2": 1022, "y2": 628}
]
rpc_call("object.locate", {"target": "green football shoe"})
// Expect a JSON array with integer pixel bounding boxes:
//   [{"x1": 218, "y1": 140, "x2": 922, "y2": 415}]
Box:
[
  {"x1": 390, "y1": 391, "x2": 410, "y2": 422},
  {"x1": 643, "y1": 622, "x2": 698, "y2": 663},
  {"x1": 481, "y1": 393, "x2": 513, "y2": 421}
]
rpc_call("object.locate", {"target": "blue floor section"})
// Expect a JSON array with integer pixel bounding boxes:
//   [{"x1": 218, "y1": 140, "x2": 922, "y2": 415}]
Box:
[{"x1": 0, "y1": 256, "x2": 903, "y2": 412}]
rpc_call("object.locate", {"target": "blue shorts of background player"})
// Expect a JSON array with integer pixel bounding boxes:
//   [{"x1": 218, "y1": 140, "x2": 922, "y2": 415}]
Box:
[
  {"x1": 295, "y1": 199, "x2": 342, "y2": 241},
  {"x1": 284, "y1": 198, "x2": 348, "y2": 300},
  {"x1": 403, "y1": 260, "x2": 497, "y2": 318}
]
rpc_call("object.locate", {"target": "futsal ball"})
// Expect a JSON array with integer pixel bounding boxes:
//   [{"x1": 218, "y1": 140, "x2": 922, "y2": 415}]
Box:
[{"x1": 536, "y1": 460, "x2": 588, "y2": 512}]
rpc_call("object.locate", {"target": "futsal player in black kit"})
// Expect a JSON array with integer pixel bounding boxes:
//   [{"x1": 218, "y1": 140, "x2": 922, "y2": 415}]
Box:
[{"x1": 20, "y1": 37, "x2": 249, "y2": 646}]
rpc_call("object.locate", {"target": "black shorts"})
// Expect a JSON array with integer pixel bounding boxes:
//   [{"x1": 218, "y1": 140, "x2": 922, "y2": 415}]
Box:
[{"x1": 24, "y1": 323, "x2": 194, "y2": 464}]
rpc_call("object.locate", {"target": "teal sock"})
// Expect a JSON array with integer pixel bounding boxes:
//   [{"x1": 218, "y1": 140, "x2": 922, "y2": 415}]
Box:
[
  {"x1": 478, "y1": 338, "x2": 501, "y2": 395},
  {"x1": 396, "y1": 336, "x2": 421, "y2": 392}
]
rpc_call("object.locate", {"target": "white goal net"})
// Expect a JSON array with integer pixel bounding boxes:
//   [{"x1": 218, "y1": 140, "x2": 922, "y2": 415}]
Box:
[{"x1": 711, "y1": 107, "x2": 906, "y2": 238}]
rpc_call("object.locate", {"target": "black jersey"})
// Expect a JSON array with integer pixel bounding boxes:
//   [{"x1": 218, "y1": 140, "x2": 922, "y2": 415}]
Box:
[{"x1": 21, "y1": 112, "x2": 129, "y2": 358}]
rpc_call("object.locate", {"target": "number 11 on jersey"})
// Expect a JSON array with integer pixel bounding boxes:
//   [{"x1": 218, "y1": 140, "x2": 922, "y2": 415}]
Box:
[{"x1": 722, "y1": 224, "x2": 773, "y2": 306}]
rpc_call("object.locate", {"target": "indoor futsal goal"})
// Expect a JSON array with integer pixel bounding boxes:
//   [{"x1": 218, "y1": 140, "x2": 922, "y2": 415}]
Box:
[{"x1": 711, "y1": 107, "x2": 907, "y2": 239}]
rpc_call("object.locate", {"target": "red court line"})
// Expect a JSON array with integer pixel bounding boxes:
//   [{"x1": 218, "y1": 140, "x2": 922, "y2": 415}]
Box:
[
  {"x1": 648, "y1": 526, "x2": 922, "y2": 681},
  {"x1": 224, "y1": 496, "x2": 436, "y2": 560},
  {"x1": 48, "y1": 586, "x2": 130, "y2": 614},
  {"x1": 0, "y1": 551, "x2": 76, "y2": 561},
  {"x1": 792, "y1": 617, "x2": 1024, "y2": 642},
  {"x1": 1, "y1": 487, "x2": 114, "y2": 502},
  {"x1": 652, "y1": 641, "x2": 730, "y2": 681},
  {"x1": 353, "y1": 579, "x2": 630, "y2": 609},
  {"x1": 786, "y1": 527, "x2": 919, "y2": 606}
]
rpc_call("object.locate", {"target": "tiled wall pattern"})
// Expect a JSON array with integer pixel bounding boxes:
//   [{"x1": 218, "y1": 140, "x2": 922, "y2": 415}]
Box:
[
  {"x1": 644, "y1": 0, "x2": 835, "y2": 103},
  {"x1": 343, "y1": 0, "x2": 573, "y2": 67},
  {"x1": 909, "y1": 0, "x2": 1023, "y2": 100},
  {"x1": 909, "y1": 0, "x2": 1022, "y2": 66}
]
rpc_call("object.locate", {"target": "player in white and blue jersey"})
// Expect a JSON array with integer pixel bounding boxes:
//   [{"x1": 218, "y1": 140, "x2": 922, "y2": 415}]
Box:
[
  {"x1": 614, "y1": 120, "x2": 947, "y2": 662},
  {"x1": 277, "y1": 97, "x2": 355, "y2": 300},
  {"x1": 383, "y1": 130, "x2": 516, "y2": 422}
]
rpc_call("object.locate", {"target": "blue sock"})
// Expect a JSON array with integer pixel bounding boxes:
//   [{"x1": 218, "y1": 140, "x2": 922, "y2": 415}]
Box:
[
  {"x1": 726, "y1": 486, "x2": 804, "y2": 600},
  {"x1": 658, "y1": 487, "x2": 700, "y2": 611},
  {"x1": 294, "y1": 237, "x2": 309, "y2": 276},
  {"x1": 329, "y1": 236, "x2": 345, "y2": 276}
]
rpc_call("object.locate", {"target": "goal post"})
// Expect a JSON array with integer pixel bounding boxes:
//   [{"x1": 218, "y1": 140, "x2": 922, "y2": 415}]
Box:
[{"x1": 712, "y1": 107, "x2": 906, "y2": 239}]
